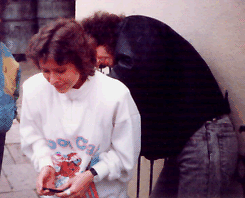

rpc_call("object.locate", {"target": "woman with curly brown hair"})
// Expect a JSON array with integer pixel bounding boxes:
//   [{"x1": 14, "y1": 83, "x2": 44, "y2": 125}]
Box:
[{"x1": 20, "y1": 18, "x2": 141, "y2": 198}]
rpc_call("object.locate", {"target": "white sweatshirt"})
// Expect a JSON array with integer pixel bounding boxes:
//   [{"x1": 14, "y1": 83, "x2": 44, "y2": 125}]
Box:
[{"x1": 20, "y1": 71, "x2": 141, "y2": 197}]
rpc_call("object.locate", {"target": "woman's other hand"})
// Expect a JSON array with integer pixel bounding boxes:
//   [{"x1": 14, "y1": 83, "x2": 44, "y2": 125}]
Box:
[
  {"x1": 55, "y1": 170, "x2": 94, "y2": 197},
  {"x1": 36, "y1": 165, "x2": 56, "y2": 196}
]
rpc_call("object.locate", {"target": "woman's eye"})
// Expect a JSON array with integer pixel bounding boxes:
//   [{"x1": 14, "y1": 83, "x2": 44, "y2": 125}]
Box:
[
  {"x1": 57, "y1": 70, "x2": 65, "y2": 74},
  {"x1": 55, "y1": 69, "x2": 66, "y2": 74},
  {"x1": 42, "y1": 70, "x2": 50, "y2": 73}
]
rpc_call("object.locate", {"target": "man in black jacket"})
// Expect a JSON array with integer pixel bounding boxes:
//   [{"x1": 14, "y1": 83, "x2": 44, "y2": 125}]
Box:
[{"x1": 82, "y1": 11, "x2": 242, "y2": 197}]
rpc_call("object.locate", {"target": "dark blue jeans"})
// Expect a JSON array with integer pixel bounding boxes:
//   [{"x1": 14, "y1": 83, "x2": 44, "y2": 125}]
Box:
[{"x1": 150, "y1": 115, "x2": 243, "y2": 198}]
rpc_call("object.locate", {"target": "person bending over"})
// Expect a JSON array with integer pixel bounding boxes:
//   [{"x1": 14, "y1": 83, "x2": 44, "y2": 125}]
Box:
[{"x1": 82, "y1": 11, "x2": 242, "y2": 197}]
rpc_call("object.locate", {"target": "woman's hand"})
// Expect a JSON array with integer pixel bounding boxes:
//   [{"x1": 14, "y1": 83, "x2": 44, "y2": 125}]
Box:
[
  {"x1": 36, "y1": 165, "x2": 56, "y2": 196},
  {"x1": 55, "y1": 170, "x2": 94, "y2": 198}
]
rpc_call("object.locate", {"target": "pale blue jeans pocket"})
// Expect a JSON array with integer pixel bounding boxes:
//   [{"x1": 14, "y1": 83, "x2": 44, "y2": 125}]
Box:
[
  {"x1": 177, "y1": 115, "x2": 242, "y2": 198},
  {"x1": 150, "y1": 115, "x2": 243, "y2": 198}
]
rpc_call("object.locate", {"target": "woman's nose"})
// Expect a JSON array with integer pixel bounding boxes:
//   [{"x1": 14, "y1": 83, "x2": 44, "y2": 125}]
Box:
[
  {"x1": 97, "y1": 57, "x2": 103, "y2": 67},
  {"x1": 49, "y1": 72, "x2": 59, "y2": 85}
]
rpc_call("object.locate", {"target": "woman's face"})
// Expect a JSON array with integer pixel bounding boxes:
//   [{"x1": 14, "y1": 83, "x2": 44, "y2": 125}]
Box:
[
  {"x1": 40, "y1": 59, "x2": 84, "y2": 93},
  {"x1": 96, "y1": 46, "x2": 114, "y2": 68}
]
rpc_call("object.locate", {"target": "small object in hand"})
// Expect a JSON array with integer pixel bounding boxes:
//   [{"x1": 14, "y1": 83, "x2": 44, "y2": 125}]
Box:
[{"x1": 43, "y1": 187, "x2": 64, "y2": 193}]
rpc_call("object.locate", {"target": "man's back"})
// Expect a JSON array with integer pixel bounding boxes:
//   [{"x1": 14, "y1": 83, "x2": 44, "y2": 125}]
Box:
[{"x1": 109, "y1": 15, "x2": 229, "y2": 159}]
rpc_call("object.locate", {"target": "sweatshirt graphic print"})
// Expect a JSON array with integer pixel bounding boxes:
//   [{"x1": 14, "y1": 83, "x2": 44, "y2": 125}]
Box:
[{"x1": 47, "y1": 135, "x2": 100, "y2": 197}]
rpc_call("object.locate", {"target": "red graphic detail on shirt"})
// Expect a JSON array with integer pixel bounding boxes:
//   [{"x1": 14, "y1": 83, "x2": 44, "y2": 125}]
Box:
[
  {"x1": 51, "y1": 152, "x2": 99, "y2": 197},
  {"x1": 52, "y1": 152, "x2": 82, "y2": 178}
]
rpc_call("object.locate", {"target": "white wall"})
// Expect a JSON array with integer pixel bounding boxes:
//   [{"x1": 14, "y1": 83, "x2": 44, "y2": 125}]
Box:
[{"x1": 76, "y1": 0, "x2": 245, "y2": 148}]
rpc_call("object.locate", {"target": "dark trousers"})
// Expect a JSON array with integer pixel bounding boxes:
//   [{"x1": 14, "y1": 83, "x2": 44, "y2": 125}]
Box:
[
  {"x1": 150, "y1": 157, "x2": 179, "y2": 198},
  {"x1": 0, "y1": 132, "x2": 6, "y2": 174}
]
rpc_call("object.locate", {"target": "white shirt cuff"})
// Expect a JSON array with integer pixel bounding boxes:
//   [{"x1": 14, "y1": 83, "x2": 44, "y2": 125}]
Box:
[
  {"x1": 92, "y1": 161, "x2": 110, "y2": 182},
  {"x1": 39, "y1": 156, "x2": 54, "y2": 172}
]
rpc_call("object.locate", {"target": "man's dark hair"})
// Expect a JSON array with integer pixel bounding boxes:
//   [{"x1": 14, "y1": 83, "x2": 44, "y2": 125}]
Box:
[
  {"x1": 26, "y1": 18, "x2": 96, "y2": 79},
  {"x1": 81, "y1": 11, "x2": 125, "y2": 57}
]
